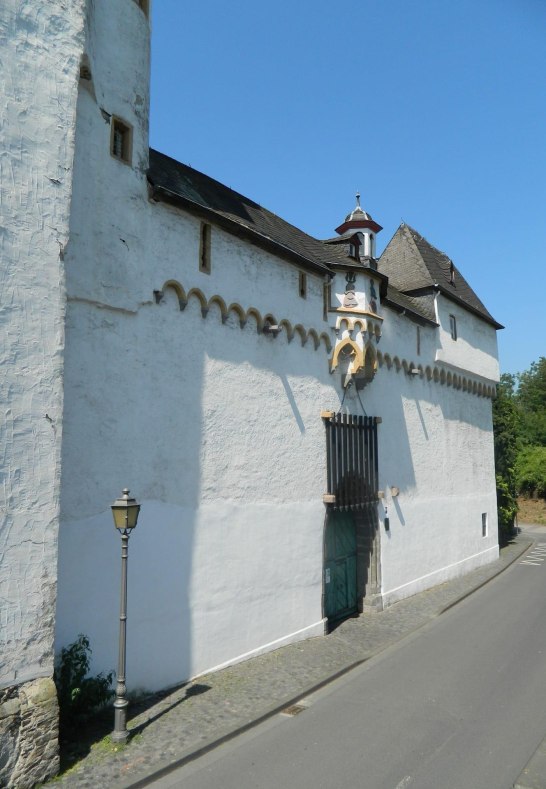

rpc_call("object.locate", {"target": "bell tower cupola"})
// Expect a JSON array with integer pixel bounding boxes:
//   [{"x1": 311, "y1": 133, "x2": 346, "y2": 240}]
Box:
[{"x1": 335, "y1": 193, "x2": 383, "y2": 261}]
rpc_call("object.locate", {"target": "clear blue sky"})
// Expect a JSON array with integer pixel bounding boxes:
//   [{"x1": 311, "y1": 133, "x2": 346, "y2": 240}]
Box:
[{"x1": 150, "y1": 0, "x2": 546, "y2": 378}]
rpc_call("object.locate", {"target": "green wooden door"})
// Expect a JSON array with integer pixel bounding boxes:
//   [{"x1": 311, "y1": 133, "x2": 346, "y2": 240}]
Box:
[{"x1": 324, "y1": 511, "x2": 357, "y2": 621}]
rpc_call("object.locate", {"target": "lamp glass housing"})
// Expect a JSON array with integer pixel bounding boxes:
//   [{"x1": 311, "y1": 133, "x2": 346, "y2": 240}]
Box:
[{"x1": 111, "y1": 489, "x2": 140, "y2": 531}]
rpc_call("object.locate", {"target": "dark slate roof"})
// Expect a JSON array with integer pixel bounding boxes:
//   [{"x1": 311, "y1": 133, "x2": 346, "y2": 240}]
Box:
[
  {"x1": 148, "y1": 149, "x2": 342, "y2": 275},
  {"x1": 147, "y1": 150, "x2": 495, "y2": 329},
  {"x1": 384, "y1": 289, "x2": 437, "y2": 324},
  {"x1": 379, "y1": 224, "x2": 503, "y2": 329}
]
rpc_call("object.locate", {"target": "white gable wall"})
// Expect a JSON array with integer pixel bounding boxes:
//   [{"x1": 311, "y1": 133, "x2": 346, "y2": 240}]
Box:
[{"x1": 435, "y1": 294, "x2": 500, "y2": 381}]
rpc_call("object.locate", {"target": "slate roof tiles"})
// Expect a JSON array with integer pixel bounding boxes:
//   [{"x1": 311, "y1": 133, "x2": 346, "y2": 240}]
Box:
[{"x1": 148, "y1": 149, "x2": 501, "y2": 330}]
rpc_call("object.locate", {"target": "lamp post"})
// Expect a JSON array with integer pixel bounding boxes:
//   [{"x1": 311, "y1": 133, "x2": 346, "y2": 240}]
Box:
[{"x1": 111, "y1": 488, "x2": 141, "y2": 743}]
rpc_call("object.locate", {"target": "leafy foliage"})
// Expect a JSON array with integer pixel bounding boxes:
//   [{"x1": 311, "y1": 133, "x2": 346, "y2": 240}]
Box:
[
  {"x1": 493, "y1": 358, "x2": 546, "y2": 536},
  {"x1": 493, "y1": 374, "x2": 519, "y2": 542},
  {"x1": 516, "y1": 358, "x2": 546, "y2": 446},
  {"x1": 54, "y1": 634, "x2": 114, "y2": 736},
  {"x1": 516, "y1": 445, "x2": 546, "y2": 499}
]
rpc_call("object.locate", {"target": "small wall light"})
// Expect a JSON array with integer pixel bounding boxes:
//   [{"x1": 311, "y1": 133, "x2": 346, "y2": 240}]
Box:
[{"x1": 263, "y1": 323, "x2": 282, "y2": 337}]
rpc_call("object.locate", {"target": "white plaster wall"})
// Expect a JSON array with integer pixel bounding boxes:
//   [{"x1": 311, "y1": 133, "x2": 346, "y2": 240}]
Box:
[
  {"x1": 57, "y1": 206, "x2": 500, "y2": 688},
  {"x1": 144, "y1": 201, "x2": 329, "y2": 337},
  {"x1": 56, "y1": 294, "x2": 334, "y2": 689},
  {"x1": 330, "y1": 269, "x2": 383, "y2": 317},
  {"x1": 0, "y1": 1, "x2": 85, "y2": 687},
  {"x1": 358, "y1": 305, "x2": 499, "y2": 604},
  {"x1": 54, "y1": 0, "x2": 500, "y2": 688},
  {"x1": 64, "y1": 0, "x2": 151, "y2": 315},
  {"x1": 435, "y1": 296, "x2": 500, "y2": 382}
]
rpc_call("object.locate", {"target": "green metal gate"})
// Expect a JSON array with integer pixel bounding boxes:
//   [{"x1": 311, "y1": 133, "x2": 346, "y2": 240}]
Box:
[
  {"x1": 324, "y1": 511, "x2": 357, "y2": 621},
  {"x1": 322, "y1": 412, "x2": 380, "y2": 622}
]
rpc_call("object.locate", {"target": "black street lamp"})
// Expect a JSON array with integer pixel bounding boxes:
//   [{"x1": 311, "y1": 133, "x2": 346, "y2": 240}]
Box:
[{"x1": 111, "y1": 488, "x2": 141, "y2": 743}]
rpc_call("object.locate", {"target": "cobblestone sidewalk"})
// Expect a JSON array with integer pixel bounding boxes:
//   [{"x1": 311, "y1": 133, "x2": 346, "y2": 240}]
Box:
[{"x1": 49, "y1": 535, "x2": 531, "y2": 789}]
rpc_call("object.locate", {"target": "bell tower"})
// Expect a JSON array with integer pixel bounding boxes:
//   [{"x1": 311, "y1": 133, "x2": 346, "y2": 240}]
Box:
[{"x1": 335, "y1": 193, "x2": 383, "y2": 261}]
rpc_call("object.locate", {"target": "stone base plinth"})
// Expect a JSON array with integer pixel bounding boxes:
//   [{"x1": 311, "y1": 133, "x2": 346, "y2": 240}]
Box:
[{"x1": 0, "y1": 677, "x2": 59, "y2": 788}]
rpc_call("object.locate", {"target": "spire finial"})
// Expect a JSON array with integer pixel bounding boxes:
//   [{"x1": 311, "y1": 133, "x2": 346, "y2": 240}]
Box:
[{"x1": 356, "y1": 192, "x2": 361, "y2": 208}]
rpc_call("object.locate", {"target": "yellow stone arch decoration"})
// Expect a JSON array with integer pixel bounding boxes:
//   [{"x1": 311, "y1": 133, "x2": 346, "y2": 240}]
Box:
[{"x1": 330, "y1": 339, "x2": 364, "y2": 374}]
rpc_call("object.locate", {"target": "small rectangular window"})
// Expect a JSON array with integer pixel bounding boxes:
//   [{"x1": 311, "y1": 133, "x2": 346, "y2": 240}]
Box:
[
  {"x1": 299, "y1": 272, "x2": 307, "y2": 299},
  {"x1": 416, "y1": 326, "x2": 421, "y2": 356},
  {"x1": 482, "y1": 513, "x2": 488, "y2": 537},
  {"x1": 199, "y1": 223, "x2": 211, "y2": 273},
  {"x1": 449, "y1": 314, "x2": 457, "y2": 341},
  {"x1": 110, "y1": 117, "x2": 132, "y2": 165},
  {"x1": 323, "y1": 282, "x2": 330, "y2": 321}
]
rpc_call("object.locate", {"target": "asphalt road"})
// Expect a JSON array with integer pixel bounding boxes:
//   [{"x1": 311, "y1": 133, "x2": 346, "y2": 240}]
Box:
[{"x1": 149, "y1": 541, "x2": 546, "y2": 789}]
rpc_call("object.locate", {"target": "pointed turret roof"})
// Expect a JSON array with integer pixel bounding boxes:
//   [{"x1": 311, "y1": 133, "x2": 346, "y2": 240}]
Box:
[
  {"x1": 335, "y1": 193, "x2": 382, "y2": 236},
  {"x1": 379, "y1": 223, "x2": 503, "y2": 329}
]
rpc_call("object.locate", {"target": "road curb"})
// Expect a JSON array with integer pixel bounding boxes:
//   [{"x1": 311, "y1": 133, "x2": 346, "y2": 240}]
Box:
[
  {"x1": 115, "y1": 659, "x2": 367, "y2": 789},
  {"x1": 438, "y1": 537, "x2": 532, "y2": 615}
]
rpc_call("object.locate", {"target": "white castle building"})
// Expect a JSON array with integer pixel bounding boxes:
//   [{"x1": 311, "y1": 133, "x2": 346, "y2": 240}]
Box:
[{"x1": 1, "y1": 1, "x2": 502, "y2": 785}]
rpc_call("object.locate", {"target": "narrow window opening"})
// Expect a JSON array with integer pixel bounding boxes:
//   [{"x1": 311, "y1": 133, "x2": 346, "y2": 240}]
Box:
[
  {"x1": 416, "y1": 326, "x2": 421, "y2": 356},
  {"x1": 482, "y1": 512, "x2": 488, "y2": 537},
  {"x1": 299, "y1": 272, "x2": 307, "y2": 299},
  {"x1": 199, "y1": 223, "x2": 211, "y2": 273},
  {"x1": 323, "y1": 282, "x2": 330, "y2": 321},
  {"x1": 449, "y1": 314, "x2": 457, "y2": 341},
  {"x1": 369, "y1": 233, "x2": 374, "y2": 257},
  {"x1": 110, "y1": 117, "x2": 132, "y2": 165}
]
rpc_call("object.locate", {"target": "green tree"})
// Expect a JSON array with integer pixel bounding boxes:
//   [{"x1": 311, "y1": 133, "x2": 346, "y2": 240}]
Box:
[
  {"x1": 492, "y1": 373, "x2": 519, "y2": 543},
  {"x1": 516, "y1": 446, "x2": 546, "y2": 499},
  {"x1": 516, "y1": 357, "x2": 546, "y2": 446}
]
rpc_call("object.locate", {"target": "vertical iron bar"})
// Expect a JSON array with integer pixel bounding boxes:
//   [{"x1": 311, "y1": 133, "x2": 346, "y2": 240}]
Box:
[
  {"x1": 353, "y1": 416, "x2": 359, "y2": 509},
  {"x1": 358, "y1": 415, "x2": 364, "y2": 509},
  {"x1": 348, "y1": 414, "x2": 354, "y2": 509},
  {"x1": 332, "y1": 413, "x2": 338, "y2": 508},
  {"x1": 362, "y1": 418, "x2": 368, "y2": 502},
  {"x1": 341, "y1": 413, "x2": 347, "y2": 511},
  {"x1": 352, "y1": 415, "x2": 358, "y2": 509},
  {"x1": 345, "y1": 413, "x2": 351, "y2": 511},
  {"x1": 373, "y1": 419, "x2": 379, "y2": 494},
  {"x1": 368, "y1": 418, "x2": 374, "y2": 501},
  {"x1": 325, "y1": 417, "x2": 331, "y2": 498}
]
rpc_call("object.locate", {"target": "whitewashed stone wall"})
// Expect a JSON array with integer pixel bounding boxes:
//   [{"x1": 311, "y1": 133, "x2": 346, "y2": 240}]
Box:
[
  {"x1": 435, "y1": 294, "x2": 500, "y2": 381},
  {"x1": 0, "y1": 1, "x2": 86, "y2": 785},
  {"x1": 327, "y1": 274, "x2": 500, "y2": 606},
  {"x1": 53, "y1": 0, "x2": 500, "y2": 699},
  {"x1": 58, "y1": 199, "x2": 335, "y2": 688},
  {"x1": 57, "y1": 184, "x2": 500, "y2": 689}
]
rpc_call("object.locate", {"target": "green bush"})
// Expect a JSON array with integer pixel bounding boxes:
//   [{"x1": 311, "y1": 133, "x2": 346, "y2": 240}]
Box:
[
  {"x1": 54, "y1": 634, "x2": 114, "y2": 732},
  {"x1": 516, "y1": 446, "x2": 546, "y2": 499}
]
